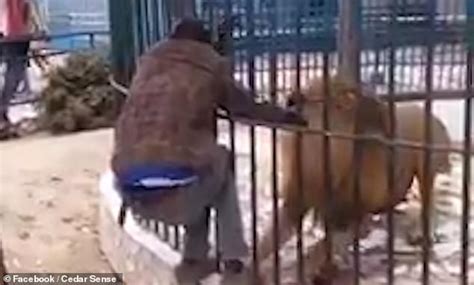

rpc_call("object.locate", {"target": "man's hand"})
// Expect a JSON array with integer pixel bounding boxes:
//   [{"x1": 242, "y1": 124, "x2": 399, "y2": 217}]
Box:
[{"x1": 220, "y1": 79, "x2": 309, "y2": 128}]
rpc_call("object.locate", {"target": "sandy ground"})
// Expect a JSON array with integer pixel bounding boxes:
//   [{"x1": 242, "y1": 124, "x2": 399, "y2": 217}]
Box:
[
  {"x1": 0, "y1": 129, "x2": 115, "y2": 273},
  {"x1": 0, "y1": 121, "x2": 471, "y2": 285}
]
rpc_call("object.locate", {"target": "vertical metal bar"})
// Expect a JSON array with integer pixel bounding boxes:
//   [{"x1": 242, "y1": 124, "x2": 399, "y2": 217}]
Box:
[
  {"x1": 88, "y1": 34, "x2": 95, "y2": 49},
  {"x1": 147, "y1": 0, "x2": 155, "y2": 45},
  {"x1": 221, "y1": 10, "x2": 237, "y2": 266},
  {"x1": 460, "y1": 43, "x2": 473, "y2": 285},
  {"x1": 268, "y1": 0, "x2": 280, "y2": 284},
  {"x1": 174, "y1": 226, "x2": 180, "y2": 250},
  {"x1": 338, "y1": 0, "x2": 362, "y2": 84},
  {"x1": 164, "y1": 223, "x2": 170, "y2": 242},
  {"x1": 141, "y1": 0, "x2": 150, "y2": 49},
  {"x1": 150, "y1": 0, "x2": 158, "y2": 42},
  {"x1": 161, "y1": 0, "x2": 169, "y2": 38},
  {"x1": 249, "y1": 87, "x2": 259, "y2": 282},
  {"x1": 294, "y1": 0, "x2": 304, "y2": 284},
  {"x1": 108, "y1": 0, "x2": 135, "y2": 84},
  {"x1": 352, "y1": 119, "x2": 361, "y2": 285},
  {"x1": 138, "y1": 0, "x2": 146, "y2": 54},
  {"x1": 422, "y1": 1, "x2": 436, "y2": 284},
  {"x1": 322, "y1": 51, "x2": 333, "y2": 276},
  {"x1": 343, "y1": 1, "x2": 363, "y2": 278},
  {"x1": 244, "y1": 0, "x2": 259, "y2": 281},
  {"x1": 206, "y1": 0, "x2": 214, "y2": 36},
  {"x1": 152, "y1": 220, "x2": 159, "y2": 234},
  {"x1": 156, "y1": 0, "x2": 164, "y2": 40},
  {"x1": 386, "y1": 1, "x2": 397, "y2": 283},
  {"x1": 351, "y1": 2, "x2": 363, "y2": 277},
  {"x1": 203, "y1": 1, "x2": 222, "y2": 270},
  {"x1": 224, "y1": 0, "x2": 237, "y2": 177},
  {"x1": 130, "y1": 0, "x2": 141, "y2": 57}
]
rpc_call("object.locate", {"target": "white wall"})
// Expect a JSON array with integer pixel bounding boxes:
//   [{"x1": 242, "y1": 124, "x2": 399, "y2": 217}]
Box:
[{"x1": 432, "y1": 101, "x2": 473, "y2": 143}]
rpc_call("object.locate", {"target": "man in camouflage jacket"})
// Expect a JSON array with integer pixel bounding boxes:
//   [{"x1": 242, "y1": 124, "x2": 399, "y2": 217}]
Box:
[{"x1": 112, "y1": 19, "x2": 306, "y2": 276}]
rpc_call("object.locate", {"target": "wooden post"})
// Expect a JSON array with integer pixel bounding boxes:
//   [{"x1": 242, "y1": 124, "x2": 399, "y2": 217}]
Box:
[{"x1": 338, "y1": 0, "x2": 362, "y2": 85}]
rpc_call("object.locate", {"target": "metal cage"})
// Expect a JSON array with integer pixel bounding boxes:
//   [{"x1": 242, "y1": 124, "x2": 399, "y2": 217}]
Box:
[{"x1": 108, "y1": 0, "x2": 473, "y2": 284}]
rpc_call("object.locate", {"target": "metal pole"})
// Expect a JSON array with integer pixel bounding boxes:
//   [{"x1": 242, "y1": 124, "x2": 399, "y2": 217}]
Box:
[
  {"x1": 337, "y1": 0, "x2": 362, "y2": 85},
  {"x1": 108, "y1": 0, "x2": 135, "y2": 85},
  {"x1": 461, "y1": 3, "x2": 473, "y2": 285}
]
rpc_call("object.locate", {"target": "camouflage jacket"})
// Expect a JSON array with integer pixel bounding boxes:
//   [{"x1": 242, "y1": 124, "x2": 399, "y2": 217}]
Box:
[{"x1": 112, "y1": 38, "x2": 302, "y2": 174}]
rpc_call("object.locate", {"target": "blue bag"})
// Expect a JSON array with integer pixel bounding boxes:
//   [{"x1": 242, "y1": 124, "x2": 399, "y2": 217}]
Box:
[{"x1": 115, "y1": 163, "x2": 199, "y2": 226}]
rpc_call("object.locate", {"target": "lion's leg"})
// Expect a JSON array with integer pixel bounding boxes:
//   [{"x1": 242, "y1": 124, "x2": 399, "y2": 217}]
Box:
[
  {"x1": 306, "y1": 230, "x2": 355, "y2": 284},
  {"x1": 253, "y1": 201, "x2": 310, "y2": 285},
  {"x1": 408, "y1": 161, "x2": 438, "y2": 245},
  {"x1": 257, "y1": 200, "x2": 309, "y2": 262}
]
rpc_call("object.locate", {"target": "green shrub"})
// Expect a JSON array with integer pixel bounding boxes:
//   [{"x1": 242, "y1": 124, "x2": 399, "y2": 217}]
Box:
[{"x1": 39, "y1": 52, "x2": 123, "y2": 134}]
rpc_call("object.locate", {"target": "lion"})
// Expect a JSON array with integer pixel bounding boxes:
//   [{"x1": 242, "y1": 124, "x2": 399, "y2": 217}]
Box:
[{"x1": 256, "y1": 76, "x2": 452, "y2": 282}]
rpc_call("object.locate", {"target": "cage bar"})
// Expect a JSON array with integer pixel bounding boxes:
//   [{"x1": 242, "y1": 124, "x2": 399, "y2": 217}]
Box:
[
  {"x1": 294, "y1": 1, "x2": 305, "y2": 284},
  {"x1": 268, "y1": 0, "x2": 281, "y2": 283},
  {"x1": 322, "y1": 50, "x2": 334, "y2": 275},
  {"x1": 385, "y1": 1, "x2": 398, "y2": 284},
  {"x1": 460, "y1": 41, "x2": 473, "y2": 285},
  {"x1": 421, "y1": 1, "x2": 436, "y2": 284},
  {"x1": 243, "y1": 0, "x2": 259, "y2": 281}
]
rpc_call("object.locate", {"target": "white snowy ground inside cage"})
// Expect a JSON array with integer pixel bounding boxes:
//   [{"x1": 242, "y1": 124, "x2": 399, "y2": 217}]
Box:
[{"x1": 217, "y1": 122, "x2": 473, "y2": 285}]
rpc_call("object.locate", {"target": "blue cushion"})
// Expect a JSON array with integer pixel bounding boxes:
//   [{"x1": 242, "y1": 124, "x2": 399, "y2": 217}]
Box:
[{"x1": 117, "y1": 164, "x2": 198, "y2": 193}]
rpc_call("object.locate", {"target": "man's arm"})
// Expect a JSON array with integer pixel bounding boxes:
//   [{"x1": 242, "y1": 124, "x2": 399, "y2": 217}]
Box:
[{"x1": 218, "y1": 77, "x2": 307, "y2": 126}]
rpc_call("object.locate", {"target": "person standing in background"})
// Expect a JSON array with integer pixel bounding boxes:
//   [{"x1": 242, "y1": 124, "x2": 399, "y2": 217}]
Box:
[
  {"x1": 15, "y1": 0, "x2": 50, "y2": 96},
  {"x1": 0, "y1": 0, "x2": 47, "y2": 139},
  {"x1": 0, "y1": 0, "x2": 30, "y2": 138}
]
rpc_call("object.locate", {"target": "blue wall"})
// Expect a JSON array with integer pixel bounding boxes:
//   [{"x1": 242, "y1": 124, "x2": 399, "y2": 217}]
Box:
[{"x1": 43, "y1": 0, "x2": 109, "y2": 50}]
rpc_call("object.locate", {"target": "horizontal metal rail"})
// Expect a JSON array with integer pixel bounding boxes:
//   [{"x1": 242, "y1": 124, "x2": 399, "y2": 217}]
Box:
[
  {"x1": 0, "y1": 30, "x2": 110, "y2": 44},
  {"x1": 377, "y1": 90, "x2": 474, "y2": 101},
  {"x1": 223, "y1": 115, "x2": 473, "y2": 155},
  {"x1": 109, "y1": 76, "x2": 473, "y2": 156}
]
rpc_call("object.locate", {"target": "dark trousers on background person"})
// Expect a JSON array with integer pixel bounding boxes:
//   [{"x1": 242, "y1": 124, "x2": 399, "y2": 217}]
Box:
[{"x1": 1, "y1": 41, "x2": 30, "y2": 126}]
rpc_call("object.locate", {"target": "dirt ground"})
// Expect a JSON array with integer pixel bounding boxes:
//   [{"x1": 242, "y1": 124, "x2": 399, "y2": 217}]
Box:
[
  {"x1": 0, "y1": 125, "x2": 471, "y2": 284},
  {"x1": 0, "y1": 129, "x2": 115, "y2": 273}
]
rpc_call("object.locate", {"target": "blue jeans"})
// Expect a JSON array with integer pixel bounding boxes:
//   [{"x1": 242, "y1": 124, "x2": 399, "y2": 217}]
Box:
[{"x1": 1, "y1": 42, "x2": 30, "y2": 123}]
